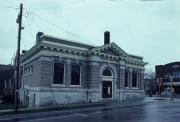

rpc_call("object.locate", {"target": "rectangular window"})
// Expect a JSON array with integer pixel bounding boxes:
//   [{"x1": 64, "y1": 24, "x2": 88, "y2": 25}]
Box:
[
  {"x1": 30, "y1": 65, "x2": 33, "y2": 74},
  {"x1": 178, "y1": 71, "x2": 180, "y2": 78},
  {"x1": 132, "y1": 72, "x2": 137, "y2": 87},
  {"x1": 53, "y1": 63, "x2": 64, "y2": 84},
  {"x1": 27, "y1": 67, "x2": 30, "y2": 74},
  {"x1": 25, "y1": 68, "x2": 27, "y2": 75},
  {"x1": 71, "y1": 65, "x2": 81, "y2": 85},
  {"x1": 125, "y1": 71, "x2": 128, "y2": 87}
]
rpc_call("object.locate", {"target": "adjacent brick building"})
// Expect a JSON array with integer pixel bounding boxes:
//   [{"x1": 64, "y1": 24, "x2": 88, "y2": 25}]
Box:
[
  {"x1": 0, "y1": 64, "x2": 14, "y2": 102},
  {"x1": 20, "y1": 32, "x2": 147, "y2": 107},
  {"x1": 156, "y1": 62, "x2": 180, "y2": 94}
]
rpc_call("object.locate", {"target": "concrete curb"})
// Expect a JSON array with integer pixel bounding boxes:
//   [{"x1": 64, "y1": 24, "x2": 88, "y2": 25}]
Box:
[
  {"x1": 0, "y1": 100, "x2": 147, "y2": 121},
  {"x1": 0, "y1": 97, "x2": 179, "y2": 121},
  {"x1": 0, "y1": 102, "x2": 106, "y2": 115}
]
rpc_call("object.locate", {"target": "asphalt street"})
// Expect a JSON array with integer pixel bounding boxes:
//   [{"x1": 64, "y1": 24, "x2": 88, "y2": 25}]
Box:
[{"x1": 1, "y1": 99, "x2": 180, "y2": 122}]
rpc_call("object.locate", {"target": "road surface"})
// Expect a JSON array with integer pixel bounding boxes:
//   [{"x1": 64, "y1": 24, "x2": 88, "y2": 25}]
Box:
[{"x1": 1, "y1": 99, "x2": 180, "y2": 122}]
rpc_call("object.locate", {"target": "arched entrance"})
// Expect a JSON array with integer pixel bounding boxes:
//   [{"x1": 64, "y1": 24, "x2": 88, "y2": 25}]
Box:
[{"x1": 101, "y1": 68, "x2": 113, "y2": 98}]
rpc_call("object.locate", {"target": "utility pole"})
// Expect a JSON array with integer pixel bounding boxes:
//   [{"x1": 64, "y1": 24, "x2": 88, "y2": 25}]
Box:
[
  {"x1": 156, "y1": 78, "x2": 160, "y2": 96},
  {"x1": 15, "y1": 3, "x2": 23, "y2": 113},
  {"x1": 170, "y1": 75, "x2": 173, "y2": 100},
  {"x1": 159, "y1": 78, "x2": 162, "y2": 96}
]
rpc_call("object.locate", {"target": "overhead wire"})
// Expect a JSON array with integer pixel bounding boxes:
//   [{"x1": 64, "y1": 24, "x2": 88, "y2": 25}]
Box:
[
  {"x1": 0, "y1": 4, "x2": 18, "y2": 10},
  {"x1": 62, "y1": 0, "x2": 86, "y2": 7},
  {"x1": 23, "y1": 8, "x2": 94, "y2": 44},
  {"x1": 0, "y1": 3, "x2": 97, "y2": 45},
  {"x1": 22, "y1": 10, "x2": 38, "y2": 46},
  {"x1": 0, "y1": 3, "x2": 95, "y2": 45}
]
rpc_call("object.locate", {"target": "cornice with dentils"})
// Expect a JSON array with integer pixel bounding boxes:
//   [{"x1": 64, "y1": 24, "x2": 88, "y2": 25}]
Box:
[{"x1": 21, "y1": 36, "x2": 147, "y2": 66}]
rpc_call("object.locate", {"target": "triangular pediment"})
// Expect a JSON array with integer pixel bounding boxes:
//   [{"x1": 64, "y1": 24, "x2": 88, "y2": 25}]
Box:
[
  {"x1": 90, "y1": 42, "x2": 129, "y2": 58},
  {"x1": 100, "y1": 48, "x2": 119, "y2": 56}
]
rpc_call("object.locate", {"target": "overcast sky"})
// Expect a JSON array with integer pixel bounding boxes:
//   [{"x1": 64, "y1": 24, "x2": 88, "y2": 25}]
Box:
[{"x1": 0, "y1": 0, "x2": 180, "y2": 71}]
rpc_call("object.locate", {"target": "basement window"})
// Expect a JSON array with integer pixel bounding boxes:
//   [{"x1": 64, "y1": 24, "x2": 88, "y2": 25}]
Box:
[
  {"x1": 53, "y1": 62, "x2": 64, "y2": 84},
  {"x1": 71, "y1": 65, "x2": 81, "y2": 85}
]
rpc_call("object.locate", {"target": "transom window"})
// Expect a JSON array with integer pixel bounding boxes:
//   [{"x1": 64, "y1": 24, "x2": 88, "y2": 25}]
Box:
[
  {"x1": 53, "y1": 62, "x2": 64, "y2": 84},
  {"x1": 71, "y1": 65, "x2": 81, "y2": 85},
  {"x1": 103, "y1": 69, "x2": 112, "y2": 76}
]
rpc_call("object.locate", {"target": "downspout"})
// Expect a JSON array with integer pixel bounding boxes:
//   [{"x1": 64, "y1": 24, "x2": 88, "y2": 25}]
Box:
[
  {"x1": 49, "y1": 85, "x2": 58, "y2": 106},
  {"x1": 86, "y1": 61, "x2": 89, "y2": 103},
  {"x1": 49, "y1": 60, "x2": 58, "y2": 106},
  {"x1": 119, "y1": 58, "x2": 121, "y2": 101}
]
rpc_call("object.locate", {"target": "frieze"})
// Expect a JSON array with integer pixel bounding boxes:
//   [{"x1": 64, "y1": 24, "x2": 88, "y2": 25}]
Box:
[{"x1": 21, "y1": 42, "x2": 147, "y2": 67}]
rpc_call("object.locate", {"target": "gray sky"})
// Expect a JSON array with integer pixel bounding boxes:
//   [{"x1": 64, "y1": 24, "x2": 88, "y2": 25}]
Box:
[{"x1": 0, "y1": 0, "x2": 180, "y2": 71}]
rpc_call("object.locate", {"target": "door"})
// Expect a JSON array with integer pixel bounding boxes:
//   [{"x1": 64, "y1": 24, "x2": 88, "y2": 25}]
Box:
[{"x1": 102, "y1": 81, "x2": 112, "y2": 98}]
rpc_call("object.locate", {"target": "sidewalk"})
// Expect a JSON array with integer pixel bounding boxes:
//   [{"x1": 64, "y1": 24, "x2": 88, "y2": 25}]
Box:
[
  {"x1": 0, "y1": 96, "x2": 177, "y2": 121},
  {"x1": 144, "y1": 95, "x2": 180, "y2": 102},
  {"x1": 0, "y1": 102, "x2": 106, "y2": 115},
  {"x1": 0, "y1": 98, "x2": 145, "y2": 116}
]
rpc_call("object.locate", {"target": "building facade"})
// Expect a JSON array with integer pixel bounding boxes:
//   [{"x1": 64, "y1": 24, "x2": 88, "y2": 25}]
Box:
[
  {"x1": 144, "y1": 79, "x2": 156, "y2": 95},
  {"x1": 0, "y1": 64, "x2": 14, "y2": 103},
  {"x1": 144, "y1": 72, "x2": 156, "y2": 95},
  {"x1": 20, "y1": 32, "x2": 147, "y2": 107},
  {"x1": 156, "y1": 62, "x2": 180, "y2": 94}
]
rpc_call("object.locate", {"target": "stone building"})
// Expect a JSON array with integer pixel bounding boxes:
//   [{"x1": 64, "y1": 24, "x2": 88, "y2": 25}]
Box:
[{"x1": 20, "y1": 32, "x2": 147, "y2": 107}]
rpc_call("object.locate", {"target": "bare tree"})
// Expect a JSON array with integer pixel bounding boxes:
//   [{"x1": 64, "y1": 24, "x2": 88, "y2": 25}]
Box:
[{"x1": 144, "y1": 69, "x2": 155, "y2": 80}]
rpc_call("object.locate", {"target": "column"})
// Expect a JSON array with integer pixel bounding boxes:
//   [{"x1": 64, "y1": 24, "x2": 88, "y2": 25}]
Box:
[
  {"x1": 140, "y1": 69, "x2": 145, "y2": 89},
  {"x1": 120, "y1": 66, "x2": 125, "y2": 89},
  {"x1": 129, "y1": 68, "x2": 133, "y2": 88},
  {"x1": 66, "y1": 59, "x2": 71, "y2": 87}
]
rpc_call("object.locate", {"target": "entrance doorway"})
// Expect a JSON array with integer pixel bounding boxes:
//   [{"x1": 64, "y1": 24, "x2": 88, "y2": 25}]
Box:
[{"x1": 102, "y1": 81, "x2": 112, "y2": 98}]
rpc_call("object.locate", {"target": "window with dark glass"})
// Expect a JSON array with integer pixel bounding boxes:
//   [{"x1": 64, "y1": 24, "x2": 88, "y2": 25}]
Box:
[
  {"x1": 71, "y1": 65, "x2": 80, "y2": 85},
  {"x1": 125, "y1": 71, "x2": 128, "y2": 87},
  {"x1": 132, "y1": 72, "x2": 137, "y2": 87},
  {"x1": 53, "y1": 63, "x2": 64, "y2": 84},
  {"x1": 30, "y1": 65, "x2": 33, "y2": 74},
  {"x1": 103, "y1": 69, "x2": 112, "y2": 76}
]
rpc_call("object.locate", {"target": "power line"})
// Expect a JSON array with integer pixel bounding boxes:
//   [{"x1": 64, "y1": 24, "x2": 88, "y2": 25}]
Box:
[
  {"x1": 23, "y1": 8, "x2": 94, "y2": 44},
  {"x1": 0, "y1": 3, "x2": 93, "y2": 44},
  {"x1": 21, "y1": 39, "x2": 27, "y2": 49},
  {"x1": 62, "y1": 0, "x2": 86, "y2": 6},
  {"x1": 0, "y1": 4, "x2": 18, "y2": 10},
  {"x1": 23, "y1": 10, "x2": 43, "y2": 31},
  {"x1": 22, "y1": 13, "x2": 38, "y2": 46}
]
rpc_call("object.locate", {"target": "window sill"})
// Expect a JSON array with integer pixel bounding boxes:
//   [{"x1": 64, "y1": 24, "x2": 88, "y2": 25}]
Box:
[
  {"x1": 102, "y1": 97, "x2": 113, "y2": 100},
  {"x1": 131, "y1": 87, "x2": 139, "y2": 90},
  {"x1": 70, "y1": 85, "x2": 82, "y2": 88},
  {"x1": 125, "y1": 87, "x2": 130, "y2": 89},
  {"x1": 23, "y1": 73, "x2": 32, "y2": 77},
  {"x1": 51, "y1": 84, "x2": 66, "y2": 87}
]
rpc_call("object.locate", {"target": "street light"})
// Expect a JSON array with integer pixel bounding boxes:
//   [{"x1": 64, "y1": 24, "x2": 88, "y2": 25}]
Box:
[
  {"x1": 156, "y1": 78, "x2": 160, "y2": 96},
  {"x1": 156, "y1": 78, "x2": 159, "y2": 96},
  {"x1": 159, "y1": 78, "x2": 163, "y2": 94},
  {"x1": 156, "y1": 77, "x2": 163, "y2": 96},
  {"x1": 170, "y1": 74, "x2": 174, "y2": 100}
]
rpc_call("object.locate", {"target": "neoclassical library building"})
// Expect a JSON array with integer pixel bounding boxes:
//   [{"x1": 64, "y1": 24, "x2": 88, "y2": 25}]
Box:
[{"x1": 20, "y1": 31, "x2": 147, "y2": 107}]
